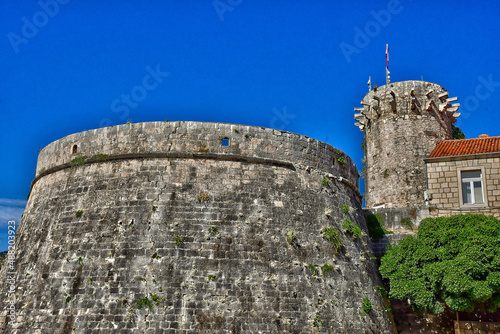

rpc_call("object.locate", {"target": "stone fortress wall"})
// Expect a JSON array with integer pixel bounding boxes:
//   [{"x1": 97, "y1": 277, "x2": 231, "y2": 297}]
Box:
[
  {"x1": 34, "y1": 121, "x2": 359, "y2": 187},
  {"x1": 1, "y1": 121, "x2": 395, "y2": 333}
]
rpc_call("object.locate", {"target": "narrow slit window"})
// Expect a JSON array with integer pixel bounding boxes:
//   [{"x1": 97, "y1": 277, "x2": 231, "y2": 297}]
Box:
[
  {"x1": 222, "y1": 138, "x2": 229, "y2": 146},
  {"x1": 72, "y1": 145, "x2": 78, "y2": 154}
]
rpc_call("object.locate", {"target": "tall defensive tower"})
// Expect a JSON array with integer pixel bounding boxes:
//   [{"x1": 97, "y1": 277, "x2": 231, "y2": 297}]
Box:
[{"x1": 354, "y1": 80, "x2": 460, "y2": 209}]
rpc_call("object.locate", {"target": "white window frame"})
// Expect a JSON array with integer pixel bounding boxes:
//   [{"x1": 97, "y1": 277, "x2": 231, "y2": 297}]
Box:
[{"x1": 457, "y1": 166, "x2": 488, "y2": 208}]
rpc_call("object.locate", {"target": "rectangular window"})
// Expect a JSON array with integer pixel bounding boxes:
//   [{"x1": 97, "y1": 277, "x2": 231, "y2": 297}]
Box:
[{"x1": 461, "y1": 170, "x2": 484, "y2": 205}]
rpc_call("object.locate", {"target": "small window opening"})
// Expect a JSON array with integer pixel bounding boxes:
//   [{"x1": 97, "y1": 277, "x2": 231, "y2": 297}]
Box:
[
  {"x1": 72, "y1": 145, "x2": 78, "y2": 154},
  {"x1": 222, "y1": 138, "x2": 229, "y2": 146}
]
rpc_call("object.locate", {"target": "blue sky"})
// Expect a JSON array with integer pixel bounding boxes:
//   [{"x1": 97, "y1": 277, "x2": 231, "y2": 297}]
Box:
[{"x1": 1, "y1": 1, "x2": 500, "y2": 251}]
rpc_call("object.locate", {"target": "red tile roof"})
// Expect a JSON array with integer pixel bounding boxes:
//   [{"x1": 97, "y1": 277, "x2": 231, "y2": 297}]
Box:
[{"x1": 429, "y1": 135, "x2": 500, "y2": 158}]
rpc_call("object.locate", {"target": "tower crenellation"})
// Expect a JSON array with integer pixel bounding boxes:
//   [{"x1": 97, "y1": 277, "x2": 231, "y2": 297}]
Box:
[{"x1": 355, "y1": 80, "x2": 460, "y2": 209}]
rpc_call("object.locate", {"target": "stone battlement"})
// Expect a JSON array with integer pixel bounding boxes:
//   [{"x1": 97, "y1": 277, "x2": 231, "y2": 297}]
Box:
[
  {"x1": 36, "y1": 121, "x2": 359, "y2": 188},
  {"x1": 355, "y1": 80, "x2": 460, "y2": 132}
]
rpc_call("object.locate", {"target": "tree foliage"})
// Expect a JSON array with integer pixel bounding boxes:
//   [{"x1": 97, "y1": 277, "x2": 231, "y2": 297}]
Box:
[
  {"x1": 379, "y1": 214, "x2": 500, "y2": 314},
  {"x1": 452, "y1": 125, "x2": 465, "y2": 139}
]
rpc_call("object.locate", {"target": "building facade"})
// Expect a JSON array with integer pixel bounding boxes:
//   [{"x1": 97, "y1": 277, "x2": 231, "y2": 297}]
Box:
[{"x1": 425, "y1": 135, "x2": 500, "y2": 219}]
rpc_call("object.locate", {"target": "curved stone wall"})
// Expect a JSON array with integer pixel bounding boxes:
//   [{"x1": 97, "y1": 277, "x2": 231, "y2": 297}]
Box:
[
  {"x1": 0, "y1": 122, "x2": 395, "y2": 333},
  {"x1": 35, "y1": 121, "x2": 359, "y2": 187},
  {"x1": 355, "y1": 81, "x2": 459, "y2": 208}
]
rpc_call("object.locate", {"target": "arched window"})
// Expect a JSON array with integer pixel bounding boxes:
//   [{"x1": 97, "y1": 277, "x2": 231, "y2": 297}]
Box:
[{"x1": 72, "y1": 145, "x2": 78, "y2": 154}]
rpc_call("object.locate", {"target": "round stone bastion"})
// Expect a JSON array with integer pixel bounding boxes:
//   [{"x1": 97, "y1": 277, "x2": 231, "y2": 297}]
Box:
[{"x1": 0, "y1": 121, "x2": 395, "y2": 333}]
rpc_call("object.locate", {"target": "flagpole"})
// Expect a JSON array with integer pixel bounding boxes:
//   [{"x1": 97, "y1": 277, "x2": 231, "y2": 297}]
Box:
[{"x1": 386, "y1": 44, "x2": 390, "y2": 85}]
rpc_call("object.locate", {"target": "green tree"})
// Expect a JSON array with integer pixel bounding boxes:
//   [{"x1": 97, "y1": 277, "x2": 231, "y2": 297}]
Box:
[
  {"x1": 379, "y1": 214, "x2": 500, "y2": 314},
  {"x1": 452, "y1": 125, "x2": 465, "y2": 139}
]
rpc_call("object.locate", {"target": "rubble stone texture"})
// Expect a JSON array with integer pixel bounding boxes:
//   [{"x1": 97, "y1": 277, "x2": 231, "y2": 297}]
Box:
[
  {"x1": 355, "y1": 80, "x2": 460, "y2": 209},
  {"x1": 0, "y1": 121, "x2": 395, "y2": 333}
]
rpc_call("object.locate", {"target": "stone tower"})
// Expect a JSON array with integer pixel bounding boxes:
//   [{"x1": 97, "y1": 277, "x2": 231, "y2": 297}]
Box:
[
  {"x1": 354, "y1": 80, "x2": 460, "y2": 209},
  {"x1": 0, "y1": 122, "x2": 395, "y2": 333}
]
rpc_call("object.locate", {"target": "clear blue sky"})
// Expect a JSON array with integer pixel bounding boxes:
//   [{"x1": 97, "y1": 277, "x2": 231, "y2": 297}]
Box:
[{"x1": 1, "y1": 1, "x2": 500, "y2": 251}]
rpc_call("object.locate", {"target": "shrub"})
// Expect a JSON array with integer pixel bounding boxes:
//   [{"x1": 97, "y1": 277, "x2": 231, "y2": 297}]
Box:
[
  {"x1": 342, "y1": 204, "x2": 349, "y2": 215},
  {"x1": 70, "y1": 156, "x2": 87, "y2": 166},
  {"x1": 174, "y1": 235, "x2": 184, "y2": 245},
  {"x1": 321, "y1": 264, "x2": 334, "y2": 276},
  {"x1": 322, "y1": 176, "x2": 329, "y2": 186},
  {"x1": 322, "y1": 227, "x2": 342, "y2": 252},
  {"x1": 452, "y1": 125, "x2": 465, "y2": 139},
  {"x1": 308, "y1": 263, "x2": 318, "y2": 275},
  {"x1": 313, "y1": 313, "x2": 323, "y2": 327},
  {"x1": 380, "y1": 214, "x2": 500, "y2": 314},
  {"x1": 92, "y1": 154, "x2": 108, "y2": 161},
  {"x1": 286, "y1": 229, "x2": 297, "y2": 244},
  {"x1": 197, "y1": 192, "x2": 210, "y2": 202},
  {"x1": 75, "y1": 210, "x2": 84, "y2": 218},
  {"x1": 149, "y1": 293, "x2": 163, "y2": 306},
  {"x1": 337, "y1": 155, "x2": 346, "y2": 165},
  {"x1": 137, "y1": 296, "x2": 152, "y2": 310},
  {"x1": 362, "y1": 297, "x2": 372, "y2": 312},
  {"x1": 342, "y1": 218, "x2": 362, "y2": 239}
]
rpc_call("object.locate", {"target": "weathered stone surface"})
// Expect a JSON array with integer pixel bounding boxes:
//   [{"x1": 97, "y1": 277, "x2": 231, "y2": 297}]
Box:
[
  {"x1": 355, "y1": 81, "x2": 458, "y2": 209},
  {"x1": 0, "y1": 122, "x2": 395, "y2": 333}
]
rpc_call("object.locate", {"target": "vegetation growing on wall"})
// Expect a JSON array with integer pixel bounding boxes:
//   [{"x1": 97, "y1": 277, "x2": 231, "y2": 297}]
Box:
[
  {"x1": 367, "y1": 214, "x2": 388, "y2": 239},
  {"x1": 322, "y1": 176, "x2": 330, "y2": 186},
  {"x1": 322, "y1": 227, "x2": 342, "y2": 252},
  {"x1": 92, "y1": 154, "x2": 108, "y2": 161},
  {"x1": 70, "y1": 156, "x2": 87, "y2": 166},
  {"x1": 286, "y1": 229, "x2": 297, "y2": 244},
  {"x1": 342, "y1": 204, "x2": 349, "y2": 215},
  {"x1": 380, "y1": 214, "x2": 500, "y2": 314},
  {"x1": 342, "y1": 218, "x2": 362, "y2": 239},
  {"x1": 197, "y1": 192, "x2": 210, "y2": 202},
  {"x1": 174, "y1": 235, "x2": 184, "y2": 245},
  {"x1": 362, "y1": 297, "x2": 373, "y2": 313}
]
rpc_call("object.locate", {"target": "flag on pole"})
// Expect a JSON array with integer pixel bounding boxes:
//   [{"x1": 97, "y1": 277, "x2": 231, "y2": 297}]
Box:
[
  {"x1": 385, "y1": 44, "x2": 390, "y2": 85},
  {"x1": 386, "y1": 44, "x2": 389, "y2": 70}
]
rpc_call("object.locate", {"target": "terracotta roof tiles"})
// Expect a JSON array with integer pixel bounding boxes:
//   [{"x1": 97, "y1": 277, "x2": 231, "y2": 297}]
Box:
[{"x1": 429, "y1": 135, "x2": 500, "y2": 158}]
